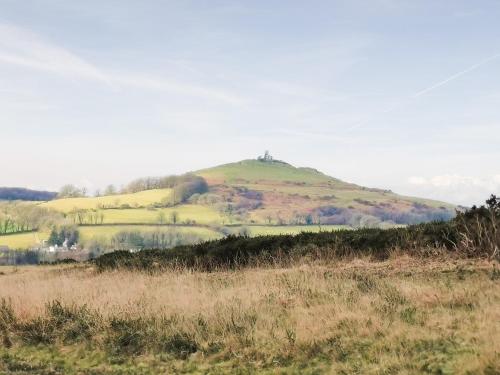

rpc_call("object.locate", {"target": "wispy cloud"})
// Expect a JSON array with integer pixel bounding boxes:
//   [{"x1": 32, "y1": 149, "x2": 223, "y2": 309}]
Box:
[
  {"x1": 0, "y1": 23, "x2": 245, "y2": 105},
  {"x1": 0, "y1": 24, "x2": 110, "y2": 83},
  {"x1": 113, "y1": 73, "x2": 245, "y2": 105}
]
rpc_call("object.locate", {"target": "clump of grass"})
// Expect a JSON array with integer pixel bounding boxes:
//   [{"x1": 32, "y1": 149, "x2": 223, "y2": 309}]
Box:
[
  {"x1": 107, "y1": 316, "x2": 156, "y2": 355},
  {"x1": 17, "y1": 316, "x2": 57, "y2": 345},
  {"x1": 0, "y1": 353, "x2": 54, "y2": 373},
  {"x1": 0, "y1": 299, "x2": 15, "y2": 348},
  {"x1": 13, "y1": 300, "x2": 102, "y2": 346},
  {"x1": 352, "y1": 272, "x2": 378, "y2": 293},
  {"x1": 46, "y1": 300, "x2": 101, "y2": 343},
  {"x1": 161, "y1": 332, "x2": 198, "y2": 359}
]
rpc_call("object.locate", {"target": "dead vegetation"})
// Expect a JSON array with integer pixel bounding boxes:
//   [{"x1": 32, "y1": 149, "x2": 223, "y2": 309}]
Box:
[{"x1": 0, "y1": 256, "x2": 498, "y2": 374}]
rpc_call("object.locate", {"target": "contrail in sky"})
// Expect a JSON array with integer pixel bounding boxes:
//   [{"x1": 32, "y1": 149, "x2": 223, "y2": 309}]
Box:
[
  {"x1": 345, "y1": 52, "x2": 500, "y2": 132},
  {"x1": 413, "y1": 52, "x2": 500, "y2": 97}
]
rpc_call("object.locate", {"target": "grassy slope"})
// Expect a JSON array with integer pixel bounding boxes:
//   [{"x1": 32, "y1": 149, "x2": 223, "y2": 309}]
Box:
[
  {"x1": 40, "y1": 189, "x2": 173, "y2": 212},
  {"x1": 247, "y1": 224, "x2": 345, "y2": 236},
  {"x1": 0, "y1": 231, "x2": 49, "y2": 250},
  {"x1": 197, "y1": 159, "x2": 334, "y2": 184},
  {"x1": 78, "y1": 225, "x2": 221, "y2": 244},
  {"x1": 197, "y1": 159, "x2": 454, "y2": 224},
  {"x1": 99, "y1": 205, "x2": 222, "y2": 225},
  {"x1": 197, "y1": 159, "x2": 451, "y2": 208}
]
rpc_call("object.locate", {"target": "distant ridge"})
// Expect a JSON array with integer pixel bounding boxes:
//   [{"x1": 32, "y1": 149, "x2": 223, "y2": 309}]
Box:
[{"x1": 0, "y1": 187, "x2": 57, "y2": 201}]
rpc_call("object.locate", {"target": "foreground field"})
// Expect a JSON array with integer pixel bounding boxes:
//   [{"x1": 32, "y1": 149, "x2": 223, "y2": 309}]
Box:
[{"x1": 0, "y1": 256, "x2": 498, "y2": 374}]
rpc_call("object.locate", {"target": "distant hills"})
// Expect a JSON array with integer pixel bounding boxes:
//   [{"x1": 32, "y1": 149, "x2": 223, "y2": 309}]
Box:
[
  {"x1": 0, "y1": 187, "x2": 57, "y2": 201},
  {"x1": 0, "y1": 156, "x2": 456, "y2": 250}
]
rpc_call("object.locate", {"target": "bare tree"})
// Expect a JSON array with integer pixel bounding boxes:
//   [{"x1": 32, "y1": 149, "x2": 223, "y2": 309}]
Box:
[
  {"x1": 157, "y1": 211, "x2": 166, "y2": 225},
  {"x1": 170, "y1": 211, "x2": 179, "y2": 225}
]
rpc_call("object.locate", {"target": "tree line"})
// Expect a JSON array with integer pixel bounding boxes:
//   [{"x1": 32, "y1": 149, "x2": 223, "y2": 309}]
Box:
[
  {"x1": 0, "y1": 202, "x2": 63, "y2": 235},
  {"x1": 56, "y1": 173, "x2": 209, "y2": 203}
]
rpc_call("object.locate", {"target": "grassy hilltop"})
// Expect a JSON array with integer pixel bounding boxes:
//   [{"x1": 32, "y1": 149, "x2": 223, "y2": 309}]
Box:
[
  {"x1": 0, "y1": 157, "x2": 455, "y2": 251},
  {"x1": 196, "y1": 159, "x2": 453, "y2": 224}
]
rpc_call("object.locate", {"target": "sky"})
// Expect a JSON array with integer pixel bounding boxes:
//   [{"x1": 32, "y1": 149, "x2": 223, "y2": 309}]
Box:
[{"x1": 0, "y1": 0, "x2": 499, "y2": 206}]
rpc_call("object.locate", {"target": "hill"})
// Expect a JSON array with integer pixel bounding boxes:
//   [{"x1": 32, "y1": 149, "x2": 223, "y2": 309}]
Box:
[
  {"x1": 0, "y1": 187, "x2": 57, "y2": 201},
  {"x1": 196, "y1": 159, "x2": 334, "y2": 185},
  {"x1": 0, "y1": 156, "x2": 455, "y2": 251},
  {"x1": 195, "y1": 158, "x2": 454, "y2": 226}
]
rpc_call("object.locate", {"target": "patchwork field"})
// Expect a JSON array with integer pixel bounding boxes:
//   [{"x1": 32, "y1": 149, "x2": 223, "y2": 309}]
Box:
[
  {"x1": 247, "y1": 224, "x2": 345, "y2": 236},
  {"x1": 0, "y1": 257, "x2": 497, "y2": 374},
  {"x1": 97, "y1": 205, "x2": 223, "y2": 225},
  {"x1": 78, "y1": 225, "x2": 222, "y2": 245},
  {"x1": 40, "y1": 189, "x2": 173, "y2": 212},
  {"x1": 1, "y1": 158, "x2": 455, "y2": 251},
  {"x1": 0, "y1": 231, "x2": 49, "y2": 250}
]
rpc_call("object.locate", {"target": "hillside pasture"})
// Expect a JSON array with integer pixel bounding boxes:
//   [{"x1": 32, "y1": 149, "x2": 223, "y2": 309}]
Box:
[
  {"x1": 247, "y1": 224, "x2": 347, "y2": 236},
  {"x1": 96, "y1": 205, "x2": 223, "y2": 225},
  {"x1": 40, "y1": 189, "x2": 173, "y2": 212},
  {"x1": 78, "y1": 225, "x2": 221, "y2": 246},
  {"x1": 0, "y1": 231, "x2": 49, "y2": 250},
  {"x1": 197, "y1": 159, "x2": 333, "y2": 184}
]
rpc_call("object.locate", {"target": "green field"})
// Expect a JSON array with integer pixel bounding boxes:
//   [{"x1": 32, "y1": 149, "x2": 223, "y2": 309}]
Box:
[
  {"x1": 0, "y1": 231, "x2": 49, "y2": 250},
  {"x1": 0, "y1": 225, "x2": 350, "y2": 250},
  {"x1": 78, "y1": 225, "x2": 222, "y2": 245},
  {"x1": 197, "y1": 159, "x2": 334, "y2": 184},
  {"x1": 247, "y1": 224, "x2": 346, "y2": 236},
  {"x1": 40, "y1": 189, "x2": 172, "y2": 212},
  {"x1": 98, "y1": 205, "x2": 223, "y2": 225}
]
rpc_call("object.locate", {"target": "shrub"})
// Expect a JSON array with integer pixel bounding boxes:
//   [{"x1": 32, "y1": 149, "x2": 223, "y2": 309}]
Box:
[
  {"x1": 162, "y1": 332, "x2": 198, "y2": 359},
  {"x1": 108, "y1": 317, "x2": 165, "y2": 355},
  {"x1": 95, "y1": 221, "x2": 457, "y2": 271},
  {"x1": 18, "y1": 317, "x2": 56, "y2": 345},
  {"x1": 453, "y1": 194, "x2": 499, "y2": 259},
  {"x1": 46, "y1": 301, "x2": 100, "y2": 343}
]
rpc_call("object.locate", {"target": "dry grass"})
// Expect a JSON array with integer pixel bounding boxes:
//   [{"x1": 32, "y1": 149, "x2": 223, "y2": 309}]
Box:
[{"x1": 0, "y1": 256, "x2": 499, "y2": 374}]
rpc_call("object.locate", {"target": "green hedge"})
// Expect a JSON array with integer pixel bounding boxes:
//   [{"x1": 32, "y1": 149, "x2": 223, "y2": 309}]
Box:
[{"x1": 94, "y1": 221, "x2": 457, "y2": 271}]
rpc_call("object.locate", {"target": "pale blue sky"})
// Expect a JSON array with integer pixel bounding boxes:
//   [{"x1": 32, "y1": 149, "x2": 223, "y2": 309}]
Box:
[{"x1": 0, "y1": 0, "x2": 499, "y2": 205}]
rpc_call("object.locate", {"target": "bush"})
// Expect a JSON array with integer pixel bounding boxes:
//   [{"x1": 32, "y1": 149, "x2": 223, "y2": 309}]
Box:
[
  {"x1": 162, "y1": 332, "x2": 198, "y2": 359},
  {"x1": 453, "y1": 194, "x2": 499, "y2": 258},
  {"x1": 95, "y1": 221, "x2": 457, "y2": 271},
  {"x1": 16, "y1": 301, "x2": 101, "y2": 345}
]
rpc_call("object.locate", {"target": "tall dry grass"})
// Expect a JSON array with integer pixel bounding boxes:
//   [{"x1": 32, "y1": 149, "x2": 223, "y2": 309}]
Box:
[{"x1": 0, "y1": 256, "x2": 499, "y2": 373}]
